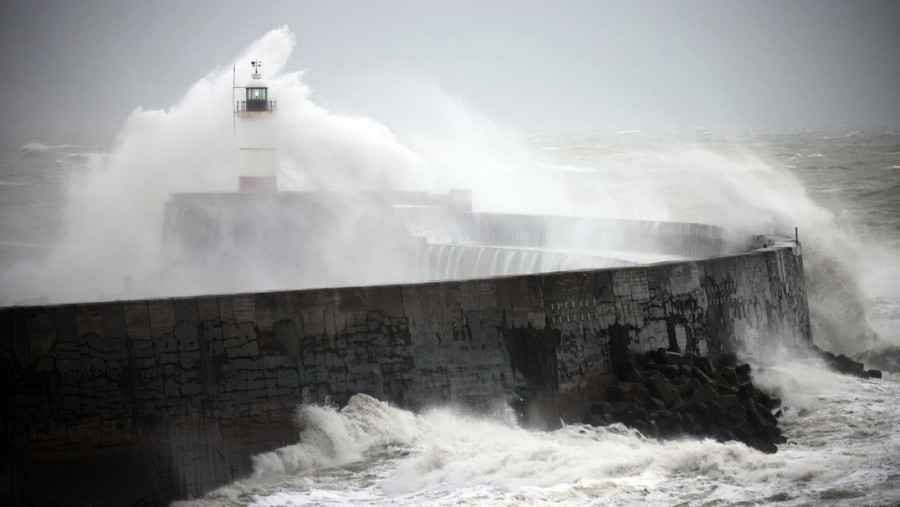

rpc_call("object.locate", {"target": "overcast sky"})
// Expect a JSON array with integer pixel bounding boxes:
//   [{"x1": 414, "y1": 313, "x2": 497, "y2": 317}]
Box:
[{"x1": 1, "y1": 0, "x2": 898, "y2": 149}]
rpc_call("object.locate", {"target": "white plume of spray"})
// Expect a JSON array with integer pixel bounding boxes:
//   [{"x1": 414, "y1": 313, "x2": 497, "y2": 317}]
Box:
[
  {"x1": 0, "y1": 27, "x2": 426, "y2": 304},
  {"x1": 558, "y1": 146, "x2": 880, "y2": 353},
  {"x1": 221, "y1": 393, "x2": 768, "y2": 504},
  {"x1": 349, "y1": 75, "x2": 882, "y2": 353},
  {"x1": 251, "y1": 393, "x2": 420, "y2": 477}
]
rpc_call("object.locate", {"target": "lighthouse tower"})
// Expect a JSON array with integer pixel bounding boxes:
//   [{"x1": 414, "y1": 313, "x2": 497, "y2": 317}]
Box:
[{"x1": 234, "y1": 60, "x2": 278, "y2": 192}]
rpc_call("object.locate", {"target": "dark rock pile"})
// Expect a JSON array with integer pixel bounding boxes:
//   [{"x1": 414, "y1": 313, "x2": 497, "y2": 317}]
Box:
[
  {"x1": 856, "y1": 345, "x2": 900, "y2": 374},
  {"x1": 585, "y1": 349, "x2": 785, "y2": 453},
  {"x1": 811, "y1": 344, "x2": 882, "y2": 379}
]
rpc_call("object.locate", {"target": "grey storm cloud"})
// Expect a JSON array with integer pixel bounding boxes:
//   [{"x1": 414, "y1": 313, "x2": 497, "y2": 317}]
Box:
[{"x1": 1, "y1": 0, "x2": 898, "y2": 149}]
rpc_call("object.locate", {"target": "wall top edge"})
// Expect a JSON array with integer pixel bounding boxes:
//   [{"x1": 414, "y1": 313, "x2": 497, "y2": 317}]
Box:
[{"x1": 0, "y1": 244, "x2": 800, "y2": 313}]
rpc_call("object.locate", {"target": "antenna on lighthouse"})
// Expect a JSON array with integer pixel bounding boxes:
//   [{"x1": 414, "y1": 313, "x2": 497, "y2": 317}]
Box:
[{"x1": 251, "y1": 60, "x2": 262, "y2": 80}]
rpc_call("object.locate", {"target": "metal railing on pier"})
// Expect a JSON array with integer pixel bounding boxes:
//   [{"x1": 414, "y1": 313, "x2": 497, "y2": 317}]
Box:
[{"x1": 234, "y1": 100, "x2": 277, "y2": 113}]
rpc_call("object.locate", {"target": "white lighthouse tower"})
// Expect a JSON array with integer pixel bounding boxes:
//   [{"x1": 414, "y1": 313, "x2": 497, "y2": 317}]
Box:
[{"x1": 234, "y1": 60, "x2": 277, "y2": 192}]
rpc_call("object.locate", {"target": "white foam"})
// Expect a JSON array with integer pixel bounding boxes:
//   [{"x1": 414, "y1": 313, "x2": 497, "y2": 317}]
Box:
[{"x1": 252, "y1": 394, "x2": 419, "y2": 477}]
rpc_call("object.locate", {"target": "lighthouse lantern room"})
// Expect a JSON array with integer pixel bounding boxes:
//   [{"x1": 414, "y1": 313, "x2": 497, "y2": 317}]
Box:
[{"x1": 236, "y1": 60, "x2": 276, "y2": 113}]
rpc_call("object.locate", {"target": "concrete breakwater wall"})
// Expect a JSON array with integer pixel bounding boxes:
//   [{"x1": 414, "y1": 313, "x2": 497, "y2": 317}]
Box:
[
  {"x1": 2, "y1": 244, "x2": 809, "y2": 506},
  {"x1": 160, "y1": 190, "x2": 728, "y2": 297},
  {"x1": 413, "y1": 216, "x2": 726, "y2": 281}
]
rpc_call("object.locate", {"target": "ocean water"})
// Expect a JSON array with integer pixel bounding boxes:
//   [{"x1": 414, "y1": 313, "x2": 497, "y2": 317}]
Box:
[{"x1": 165, "y1": 130, "x2": 900, "y2": 506}]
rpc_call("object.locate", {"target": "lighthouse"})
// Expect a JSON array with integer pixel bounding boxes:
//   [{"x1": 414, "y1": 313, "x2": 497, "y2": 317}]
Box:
[
  {"x1": 161, "y1": 56, "x2": 472, "y2": 293},
  {"x1": 234, "y1": 60, "x2": 277, "y2": 192}
]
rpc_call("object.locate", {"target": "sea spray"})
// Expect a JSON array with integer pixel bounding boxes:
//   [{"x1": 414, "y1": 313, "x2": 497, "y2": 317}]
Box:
[
  {"x1": 221, "y1": 394, "x2": 769, "y2": 505},
  {"x1": 524, "y1": 143, "x2": 883, "y2": 354},
  {"x1": 252, "y1": 394, "x2": 419, "y2": 477},
  {"x1": 0, "y1": 27, "x2": 424, "y2": 304}
]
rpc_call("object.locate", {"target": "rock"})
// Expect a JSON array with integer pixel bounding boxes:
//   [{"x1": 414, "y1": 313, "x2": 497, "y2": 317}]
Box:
[
  {"x1": 754, "y1": 390, "x2": 780, "y2": 410},
  {"x1": 618, "y1": 360, "x2": 645, "y2": 383},
  {"x1": 587, "y1": 412, "x2": 608, "y2": 426},
  {"x1": 661, "y1": 364, "x2": 680, "y2": 379},
  {"x1": 590, "y1": 401, "x2": 611, "y2": 414},
  {"x1": 693, "y1": 356, "x2": 714, "y2": 376},
  {"x1": 715, "y1": 352, "x2": 738, "y2": 369},
  {"x1": 866, "y1": 369, "x2": 882, "y2": 379},
  {"x1": 754, "y1": 440, "x2": 778, "y2": 454},
  {"x1": 664, "y1": 350, "x2": 686, "y2": 365},
  {"x1": 649, "y1": 348, "x2": 668, "y2": 364},
  {"x1": 607, "y1": 401, "x2": 633, "y2": 416},
  {"x1": 677, "y1": 378, "x2": 697, "y2": 399},
  {"x1": 719, "y1": 367, "x2": 738, "y2": 386},
  {"x1": 676, "y1": 400, "x2": 716, "y2": 434},
  {"x1": 681, "y1": 411, "x2": 703, "y2": 434},
  {"x1": 756, "y1": 402, "x2": 778, "y2": 427},
  {"x1": 636, "y1": 352, "x2": 656, "y2": 368},
  {"x1": 691, "y1": 366, "x2": 714, "y2": 385},
  {"x1": 612, "y1": 404, "x2": 649, "y2": 427},
  {"x1": 857, "y1": 345, "x2": 900, "y2": 373},
  {"x1": 691, "y1": 383, "x2": 720, "y2": 405},
  {"x1": 714, "y1": 382, "x2": 738, "y2": 396},
  {"x1": 719, "y1": 396, "x2": 747, "y2": 427},
  {"x1": 833, "y1": 354, "x2": 865, "y2": 376},
  {"x1": 584, "y1": 350, "x2": 785, "y2": 455},
  {"x1": 645, "y1": 396, "x2": 666, "y2": 411},
  {"x1": 651, "y1": 410, "x2": 684, "y2": 437},
  {"x1": 719, "y1": 394, "x2": 741, "y2": 409},
  {"x1": 814, "y1": 345, "x2": 868, "y2": 377},
  {"x1": 716, "y1": 429, "x2": 737, "y2": 442},
  {"x1": 631, "y1": 419, "x2": 654, "y2": 436},
  {"x1": 607, "y1": 382, "x2": 647, "y2": 402},
  {"x1": 647, "y1": 374, "x2": 681, "y2": 407},
  {"x1": 737, "y1": 382, "x2": 754, "y2": 402}
]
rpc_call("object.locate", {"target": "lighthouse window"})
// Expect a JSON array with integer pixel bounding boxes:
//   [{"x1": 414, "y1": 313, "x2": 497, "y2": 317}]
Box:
[{"x1": 247, "y1": 88, "x2": 267, "y2": 101}]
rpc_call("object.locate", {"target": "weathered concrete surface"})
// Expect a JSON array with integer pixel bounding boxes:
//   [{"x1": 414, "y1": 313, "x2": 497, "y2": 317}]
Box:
[{"x1": 1, "y1": 244, "x2": 809, "y2": 506}]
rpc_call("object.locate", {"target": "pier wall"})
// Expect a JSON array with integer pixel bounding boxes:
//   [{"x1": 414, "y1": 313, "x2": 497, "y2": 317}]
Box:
[{"x1": 2, "y1": 244, "x2": 809, "y2": 506}]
